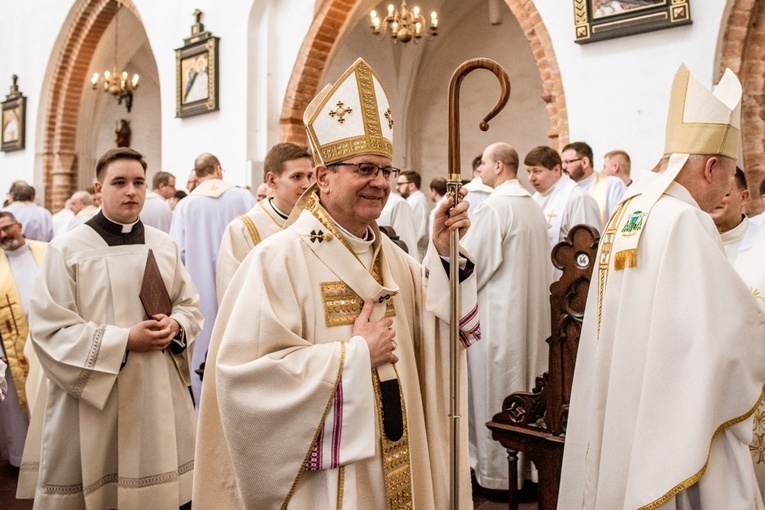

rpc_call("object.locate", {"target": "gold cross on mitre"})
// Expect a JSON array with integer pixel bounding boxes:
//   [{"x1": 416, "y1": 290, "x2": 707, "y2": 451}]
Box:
[{"x1": 328, "y1": 101, "x2": 352, "y2": 124}]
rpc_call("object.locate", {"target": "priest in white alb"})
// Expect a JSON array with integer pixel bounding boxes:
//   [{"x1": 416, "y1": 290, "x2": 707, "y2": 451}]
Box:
[
  {"x1": 561, "y1": 141, "x2": 626, "y2": 227},
  {"x1": 169, "y1": 153, "x2": 254, "y2": 402},
  {"x1": 525, "y1": 145, "x2": 602, "y2": 247},
  {"x1": 377, "y1": 190, "x2": 419, "y2": 256},
  {"x1": 17, "y1": 148, "x2": 203, "y2": 509},
  {"x1": 461, "y1": 142, "x2": 552, "y2": 491},
  {"x1": 559, "y1": 64, "x2": 765, "y2": 509},
  {"x1": 216, "y1": 142, "x2": 314, "y2": 302},
  {"x1": 0, "y1": 211, "x2": 46, "y2": 469},
  {"x1": 193, "y1": 58, "x2": 481, "y2": 510}
]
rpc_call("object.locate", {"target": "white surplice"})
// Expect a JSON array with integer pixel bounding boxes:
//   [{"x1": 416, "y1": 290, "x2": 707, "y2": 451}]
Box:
[
  {"x1": 140, "y1": 191, "x2": 173, "y2": 233},
  {"x1": 559, "y1": 182, "x2": 765, "y2": 509},
  {"x1": 17, "y1": 218, "x2": 203, "y2": 509},
  {"x1": 461, "y1": 179, "x2": 553, "y2": 490},
  {"x1": 193, "y1": 187, "x2": 481, "y2": 509},
  {"x1": 215, "y1": 196, "x2": 286, "y2": 303},
  {"x1": 377, "y1": 192, "x2": 418, "y2": 258},
  {"x1": 169, "y1": 179, "x2": 255, "y2": 402}
]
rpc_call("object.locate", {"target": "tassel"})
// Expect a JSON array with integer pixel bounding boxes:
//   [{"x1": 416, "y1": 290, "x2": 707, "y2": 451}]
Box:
[{"x1": 614, "y1": 249, "x2": 638, "y2": 270}]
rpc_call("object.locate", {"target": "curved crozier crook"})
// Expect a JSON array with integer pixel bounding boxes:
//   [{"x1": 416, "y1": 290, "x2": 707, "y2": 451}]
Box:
[{"x1": 447, "y1": 58, "x2": 512, "y2": 180}]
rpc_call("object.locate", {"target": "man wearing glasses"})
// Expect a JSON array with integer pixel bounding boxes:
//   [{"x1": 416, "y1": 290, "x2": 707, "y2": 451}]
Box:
[
  {"x1": 561, "y1": 141, "x2": 626, "y2": 226},
  {"x1": 194, "y1": 58, "x2": 481, "y2": 510}
]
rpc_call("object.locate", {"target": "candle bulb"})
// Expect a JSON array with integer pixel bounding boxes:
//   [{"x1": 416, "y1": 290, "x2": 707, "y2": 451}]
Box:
[{"x1": 388, "y1": 4, "x2": 394, "y2": 16}]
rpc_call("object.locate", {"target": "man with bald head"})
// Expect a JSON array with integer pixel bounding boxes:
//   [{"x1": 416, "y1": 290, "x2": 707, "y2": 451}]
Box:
[
  {"x1": 66, "y1": 190, "x2": 99, "y2": 231},
  {"x1": 170, "y1": 152, "x2": 255, "y2": 402},
  {"x1": 461, "y1": 141, "x2": 552, "y2": 492}
]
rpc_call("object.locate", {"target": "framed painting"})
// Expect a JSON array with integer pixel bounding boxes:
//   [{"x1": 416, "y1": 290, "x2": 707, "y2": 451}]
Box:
[
  {"x1": 1, "y1": 75, "x2": 26, "y2": 152},
  {"x1": 175, "y1": 10, "x2": 219, "y2": 118},
  {"x1": 574, "y1": 0, "x2": 691, "y2": 44}
]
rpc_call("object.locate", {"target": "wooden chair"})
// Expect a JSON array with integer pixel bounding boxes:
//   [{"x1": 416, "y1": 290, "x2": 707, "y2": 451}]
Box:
[{"x1": 486, "y1": 224, "x2": 599, "y2": 510}]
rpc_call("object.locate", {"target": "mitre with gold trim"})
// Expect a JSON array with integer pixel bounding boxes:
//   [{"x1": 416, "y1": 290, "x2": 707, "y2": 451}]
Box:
[
  {"x1": 303, "y1": 58, "x2": 393, "y2": 166},
  {"x1": 611, "y1": 63, "x2": 742, "y2": 270}
]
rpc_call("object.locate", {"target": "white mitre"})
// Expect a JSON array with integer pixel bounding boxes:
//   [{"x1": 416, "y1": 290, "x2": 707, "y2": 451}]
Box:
[
  {"x1": 303, "y1": 58, "x2": 394, "y2": 165},
  {"x1": 612, "y1": 63, "x2": 742, "y2": 270}
]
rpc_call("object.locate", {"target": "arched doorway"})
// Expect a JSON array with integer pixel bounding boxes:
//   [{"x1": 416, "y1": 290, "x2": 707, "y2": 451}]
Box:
[
  {"x1": 37, "y1": 0, "x2": 159, "y2": 211},
  {"x1": 280, "y1": 0, "x2": 568, "y2": 160}
]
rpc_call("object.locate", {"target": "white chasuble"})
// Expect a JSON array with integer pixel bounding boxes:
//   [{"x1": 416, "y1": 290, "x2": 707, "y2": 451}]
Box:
[
  {"x1": 378, "y1": 192, "x2": 419, "y2": 258},
  {"x1": 169, "y1": 179, "x2": 256, "y2": 402},
  {"x1": 18, "y1": 223, "x2": 203, "y2": 509},
  {"x1": 193, "y1": 189, "x2": 480, "y2": 509},
  {"x1": 216, "y1": 197, "x2": 286, "y2": 303},
  {"x1": 462, "y1": 179, "x2": 553, "y2": 490},
  {"x1": 559, "y1": 183, "x2": 765, "y2": 510}
]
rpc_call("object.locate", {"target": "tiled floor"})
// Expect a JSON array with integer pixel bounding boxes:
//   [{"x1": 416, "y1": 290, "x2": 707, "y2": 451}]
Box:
[{"x1": 0, "y1": 461, "x2": 538, "y2": 509}]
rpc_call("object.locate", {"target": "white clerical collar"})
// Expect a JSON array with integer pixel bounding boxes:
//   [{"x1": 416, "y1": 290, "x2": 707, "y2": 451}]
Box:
[
  {"x1": 5, "y1": 242, "x2": 31, "y2": 259},
  {"x1": 268, "y1": 197, "x2": 289, "y2": 220},
  {"x1": 102, "y1": 212, "x2": 139, "y2": 233},
  {"x1": 334, "y1": 220, "x2": 375, "y2": 245}
]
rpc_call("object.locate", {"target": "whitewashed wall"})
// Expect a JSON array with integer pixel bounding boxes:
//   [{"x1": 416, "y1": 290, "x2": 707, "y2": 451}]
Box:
[{"x1": 0, "y1": 0, "x2": 735, "y2": 204}]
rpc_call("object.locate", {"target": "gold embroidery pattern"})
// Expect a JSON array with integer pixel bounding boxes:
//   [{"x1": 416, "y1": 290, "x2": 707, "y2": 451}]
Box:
[
  {"x1": 306, "y1": 188, "x2": 411, "y2": 506},
  {"x1": 328, "y1": 101, "x2": 352, "y2": 124},
  {"x1": 238, "y1": 214, "x2": 261, "y2": 246},
  {"x1": 282, "y1": 342, "x2": 346, "y2": 510},
  {"x1": 596, "y1": 200, "x2": 630, "y2": 342},
  {"x1": 372, "y1": 370, "x2": 413, "y2": 510},
  {"x1": 639, "y1": 385, "x2": 765, "y2": 510},
  {"x1": 750, "y1": 389, "x2": 765, "y2": 463},
  {"x1": 321, "y1": 281, "x2": 395, "y2": 327}
]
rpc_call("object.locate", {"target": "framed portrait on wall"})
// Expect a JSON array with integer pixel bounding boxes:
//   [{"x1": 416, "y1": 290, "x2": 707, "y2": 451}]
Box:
[
  {"x1": 176, "y1": 10, "x2": 219, "y2": 118},
  {"x1": 1, "y1": 75, "x2": 26, "y2": 152},
  {"x1": 574, "y1": 0, "x2": 691, "y2": 44}
]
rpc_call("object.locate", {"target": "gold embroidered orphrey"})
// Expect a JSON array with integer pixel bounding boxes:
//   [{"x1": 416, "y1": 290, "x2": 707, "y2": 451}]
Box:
[
  {"x1": 329, "y1": 101, "x2": 352, "y2": 124},
  {"x1": 304, "y1": 189, "x2": 412, "y2": 507}
]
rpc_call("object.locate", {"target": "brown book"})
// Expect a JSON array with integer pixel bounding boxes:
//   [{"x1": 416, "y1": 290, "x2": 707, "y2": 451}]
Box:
[{"x1": 139, "y1": 249, "x2": 173, "y2": 317}]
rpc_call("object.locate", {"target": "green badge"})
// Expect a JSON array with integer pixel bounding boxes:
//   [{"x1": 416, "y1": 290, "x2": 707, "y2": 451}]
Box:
[{"x1": 621, "y1": 210, "x2": 646, "y2": 236}]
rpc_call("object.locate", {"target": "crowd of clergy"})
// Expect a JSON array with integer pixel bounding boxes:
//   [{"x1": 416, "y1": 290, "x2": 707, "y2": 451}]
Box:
[{"x1": 0, "y1": 57, "x2": 764, "y2": 509}]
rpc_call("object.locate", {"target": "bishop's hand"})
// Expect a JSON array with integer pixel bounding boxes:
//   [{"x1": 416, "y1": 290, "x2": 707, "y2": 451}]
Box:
[
  {"x1": 432, "y1": 188, "x2": 470, "y2": 257},
  {"x1": 353, "y1": 299, "x2": 398, "y2": 368}
]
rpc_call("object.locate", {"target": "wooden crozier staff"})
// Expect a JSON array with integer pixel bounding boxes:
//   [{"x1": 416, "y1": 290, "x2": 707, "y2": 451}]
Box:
[{"x1": 447, "y1": 58, "x2": 511, "y2": 510}]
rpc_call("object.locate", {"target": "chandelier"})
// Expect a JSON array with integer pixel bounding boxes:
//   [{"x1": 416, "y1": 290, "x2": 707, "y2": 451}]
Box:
[
  {"x1": 90, "y1": 1, "x2": 139, "y2": 112},
  {"x1": 369, "y1": 2, "x2": 439, "y2": 45}
]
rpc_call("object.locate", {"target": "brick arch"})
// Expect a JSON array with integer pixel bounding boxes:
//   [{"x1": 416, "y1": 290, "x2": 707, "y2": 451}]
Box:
[
  {"x1": 279, "y1": 0, "x2": 569, "y2": 149},
  {"x1": 41, "y1": 0, "x2": 140, "y2": 212},
  {"x1": 719, "y1": 0, "x2": 765, "y2": 215}
]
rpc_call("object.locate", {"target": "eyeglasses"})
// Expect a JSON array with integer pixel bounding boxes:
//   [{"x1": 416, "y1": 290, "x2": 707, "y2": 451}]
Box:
[
  {"x1": 562, "y1": 157, "x2": 584, "y2": 165},
  {"x1": 396, "y1": 181, "x2": 411, "y2": 187},
  {"x1": 329, "y1": 162, "x2": 401, "y2": 180}
]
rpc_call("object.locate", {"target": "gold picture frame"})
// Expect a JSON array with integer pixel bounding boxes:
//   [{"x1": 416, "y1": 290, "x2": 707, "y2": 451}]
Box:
[
  {"x1": 1, "y1": 75, "x2": 26, "y2": 152},
  {"x1": 176, "y1": 10, "x2": 219, "y2": 118},
  {"x1": 574, "y1": 0, "x2": 691, "y2": 44}
]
